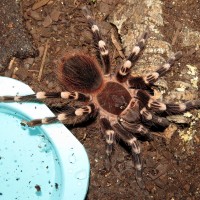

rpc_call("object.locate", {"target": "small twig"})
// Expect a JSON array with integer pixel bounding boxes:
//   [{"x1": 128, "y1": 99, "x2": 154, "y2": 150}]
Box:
[
  {"x1": 38, "y1": 39, "x2": 49, "y2": 82},
  {"x1": 28, "y1": 70, "x2": 39, "y2": 72},
  {"x1": 111, "y1": 28, "x2": 125, "y2": 59},
  {"x1": 6, "y1": 57, "x2": 16, "y2": 78},
  {"x1": 8, "y1": 57, "x2": 16, "y2": 70}
]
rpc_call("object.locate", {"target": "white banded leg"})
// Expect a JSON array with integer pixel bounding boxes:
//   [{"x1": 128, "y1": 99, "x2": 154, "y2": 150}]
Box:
[
  {"x1": 136, "y1": 90, "x2": 168, "y2": 112},
  {"x1": 112, "y1": 123, "x2": 144, "y2": 188},
  {"x1": 136, "y1": 90, "x2": 200, "y2": 114},
  {"x1": 128, "y1": 51, "x2": 182, "y2": 89},
  {"x1": 21, "y1": 104, "x2": 95, "y2": 127},
  {"x1": 165, "y1": 100, "x2": 200, "y2": 114},
  {"x1": 119, "y1": 117, "x2": 152, "y2": 141},
  {"x1": 119, "y1": 118, "x2": 148, "y2": 133},
  {"x1": 82, "y1": 6, "x2": 110, "y2": 74},
  {"x1": 0, "y1": 91, "x2": 90, "y2": 102},
  {"x1": 100, "y1": 117, "x2": 115, "y2": 170},
  {"x1": 116, "y1": 31, "x2": 148, "y2": 82},
  {"x1": 140, "y1": 107, "x2": 170, "y2": 128}
]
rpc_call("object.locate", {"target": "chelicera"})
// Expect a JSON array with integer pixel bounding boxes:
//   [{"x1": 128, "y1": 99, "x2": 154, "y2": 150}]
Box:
[{"x1": 1, "y1": 6, "x2": 200, "y2": 188}]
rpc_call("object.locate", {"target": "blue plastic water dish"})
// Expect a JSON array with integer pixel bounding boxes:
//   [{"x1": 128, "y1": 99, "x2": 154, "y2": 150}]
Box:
[{"x1": 0, "y1": 76, "x2": 90, "y2": 200}]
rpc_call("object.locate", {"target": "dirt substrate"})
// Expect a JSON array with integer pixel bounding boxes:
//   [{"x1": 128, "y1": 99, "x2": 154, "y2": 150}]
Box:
[{"x1": 1, "y1": 0, "x2": 200, "y2": 199}]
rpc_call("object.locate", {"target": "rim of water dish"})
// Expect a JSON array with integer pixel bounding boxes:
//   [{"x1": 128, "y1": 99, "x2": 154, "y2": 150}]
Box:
[{"x1": 0, "y1": 76, "x2": 90, "y2": 200}]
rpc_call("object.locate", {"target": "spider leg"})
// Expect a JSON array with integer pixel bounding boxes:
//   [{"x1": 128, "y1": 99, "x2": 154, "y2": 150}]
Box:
[
  {"x1": 165, "y1": 100, "x2": 200, "y2": 114},
  {"x1": 119, "y1": 118, "x2": 153, "y2": 141},
  {"x1": 112, "y1": 123, "x2": 145, "y2": 189},
  {"x1": 100, "y1": 117, "x2": 116, "y2": 170},
  {"x1": 140, "y1": 107, "x2": 170, "y2": 128},
  {"x1": 116, "y1": 31, "x2": 148, "y2": 83},
  {"x1": 82, "y1": 6, "x2": 111, "y2": 75},
  {"x1": 0, "y1": 91, "x2": 90, "y2": 102},
  {"x1": 136, "y1": 89, "x2": 200, "y2": 115},
  {"x1": 128, "y1": 51, "x2": 182, "y2": 89},
  {"x1": 119, "y1": 102, "x2": 152, "y2": 138},
  {"x1": 21, "y1": 103, "x2": 95, "y2": 127},
  {"x1": 119, "y1": 117, "x2": 149, "y2": 133}
]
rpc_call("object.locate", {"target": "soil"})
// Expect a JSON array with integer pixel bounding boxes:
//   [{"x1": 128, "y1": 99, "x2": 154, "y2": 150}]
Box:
[{"x1": 1, "y1": 0, "x2": 200, "y2": 199}]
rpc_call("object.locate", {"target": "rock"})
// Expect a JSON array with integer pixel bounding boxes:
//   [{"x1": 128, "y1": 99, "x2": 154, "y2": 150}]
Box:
[{"x1": 0, "y1": 0, "x2": 38, "y2": 71}]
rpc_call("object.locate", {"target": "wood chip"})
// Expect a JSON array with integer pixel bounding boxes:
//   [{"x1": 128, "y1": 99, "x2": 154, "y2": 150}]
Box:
[
  {"x1": 148, "y1": 163, "x2": 168, "y2": 180},
  {"x1": 28, "y1": 10, "x2": 42, "y2": 21},
  {"x1": 50, "y1": 9, "x2": 61, "y2": 21},
  {"x1": 42, "y1": 15, "x2": 52, "y2": 27},
  {"x1": 32, "y1": 0, "x2": 50, "y2": 10}
]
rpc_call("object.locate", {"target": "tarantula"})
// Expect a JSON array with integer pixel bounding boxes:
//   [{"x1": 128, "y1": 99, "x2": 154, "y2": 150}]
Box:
[{"x1": 1, "y1": 6, "x2": 200, "y2": 188}]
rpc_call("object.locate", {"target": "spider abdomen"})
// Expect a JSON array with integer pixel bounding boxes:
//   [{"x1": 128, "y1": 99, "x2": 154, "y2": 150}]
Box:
[
  {"x1": 97, "y1": 82, "x2": 131, "y2": 115},
  {"x1": 58, "y1": 53, "x2": 104, "y2": 93}
]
